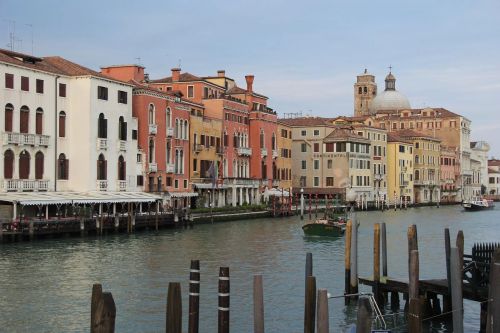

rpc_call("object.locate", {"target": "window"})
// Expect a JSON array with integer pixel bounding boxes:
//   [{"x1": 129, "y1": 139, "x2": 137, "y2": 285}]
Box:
[
  {"x1": 326, "y1": 177, "x2": 334, "y2": 187},
  {"x1": 5, "y1": 73, "x2": 13, "y2": 89},
  {"x1": 97, "y1": 86, "x2": 108, "y2": 100},
  {"x1": 35, "y1": 108, "x2": 43, "y2": 135},
  {"x1": 301, "y1": 130, "x2": 306, "y2": 136},
  {"x1": 327, "y1": 160, "x2": 333, "y2": 169},
  {"x1": 313, "y1": 130, "x2": 320, "y2": 136},
  {"x1": 313, "y1": 177, "x2": 319, "y2": 187},
  {"x1": 4, "y1": 104, "x2": 13, "y2": 132},
  {"x1": 132, "y1": 130, "x2": 137, "y2": 140},
  {"x1": 325, "y1": 143, "x2": 334, "y2": 152},
  {"x1": 301, "y1": 160, "x2": 306, "y2": 169},
  {"x1": 97, "y1": 113, "x2": 107, "y2": 138},
  {"x1": 260, "y1": 130, "x2": 264, "y2": 149},
  {"x1": 137, "y1": 175, "x2": 144, "y2": 186},
  {"x1": 35, "y1": 151, "x2": 44, "y2": 179},
  {"x1": 118, "y1": 90, "x2": 128, "y2": 104},
  {"x1": 4, "y1": 150, "x2": 14, "y2": 179},
  {"x1": 314, "y1": 160, "x2": 320, "y2": 169},
  {"x1": 20, "y1": 106, "x2": 29, "y2": 134},
  {"x1": 59, "y1": 83, "x2": 66, "y2": 97},
  {"x1": 313, "y1": 143, "x2": 319, "y2": 153},
  {"x1": 399, "y1": 145, "x2": 405, "y2": 153},
  {"x1": 19, "y1": 150, "x2": 30, "y2": 179},
  {"x1": 58, "y1": 153, "x2": 69, "y2": 180},
  {"x1": 301, "y1": 143, "x2": 307, "y2": 152},
  {"x1": 36, "y1": 79, "x2": 44, "y2": 93},
  {"x1": 184, "y1": 179, "x2": 188, "y2": 188},
  {"x1": 300, "y1": 176, "x2": 306, "y2": 187},
  {"x1": 21, "y1": 76, "x2": 29, "y2": 91},
  {"x1": 118, "y1": 116, "x2": 127, "y2": 140},
  {"x1": 118, "y1": 156, "x2": 126, "y2": 180},
  {"x1": 97, "y1": 154, "x2": 107, "y2": 180},
  {"x1": 187, "y1": 85, "x2": 194, "y2": 98}
]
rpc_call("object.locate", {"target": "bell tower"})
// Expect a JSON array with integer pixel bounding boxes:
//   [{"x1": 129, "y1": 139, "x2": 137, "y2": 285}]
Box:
[{"x1": 354, "y1": 69, "x2": 377, "y2": 117}]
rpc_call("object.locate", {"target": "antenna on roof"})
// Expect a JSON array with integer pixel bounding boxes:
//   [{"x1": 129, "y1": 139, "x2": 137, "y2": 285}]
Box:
[
  {"x1": 25, "y1": 23, "x2": 33, "y2": 55},
  {"x1": 135, "y1": 57, "x2": 142, "y2": 65},
  {"x1": 178, "y1": 58, "x2": 182, "y2": 68},
  {"x1": 4, "y1": 19, "x2": 21, "y2": 51}
]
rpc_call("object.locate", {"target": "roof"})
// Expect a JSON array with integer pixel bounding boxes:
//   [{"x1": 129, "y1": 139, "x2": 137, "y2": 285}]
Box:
[
  {"x1": 0, "y1": 191, "x2": 162, "y2": 206},
  {"x1": 375, "y1": 108, "x2": 462, "y2": 119},
  {"x1": 278, "y1": 117, "x2": 333, "y2": 127},
  {"x1": 149, "y1": 72, "x2": 202, "y2": 83},
  {"x1": 488, "y1": 168, "x2": 500, "y2": 174},
  {"x1": 324, "y1": 127, "x2": 370, "y2": 142},
  {"x1": 394, "y1": 129, "x2": 441, "y2": 142},
  {"x1": 226, "y1": 86, "x2": 247, "y2": 94},
  {"x1": 130, "y1": 79, "x2": 204, "y2": 107},
  {"x1": 489, "y1": 159, "x2": 500, "y2": 167},
  {"x1": 387, "y1": 132, "x2": 412, "y2": 144},
  {"x1": 0, "y1": 48, "x2": 131, "y2": 85}
]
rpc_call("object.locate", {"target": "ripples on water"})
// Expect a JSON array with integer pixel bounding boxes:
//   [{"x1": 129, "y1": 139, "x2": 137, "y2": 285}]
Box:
[{"x1": 0, "y1": 206, "x2": 499, "y2": 332}]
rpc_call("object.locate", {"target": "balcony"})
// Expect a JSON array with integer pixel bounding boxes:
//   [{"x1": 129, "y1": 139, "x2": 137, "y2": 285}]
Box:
[
  {"x1": 3, "y1": 132, "x2": 50, "y2": 147},
  {"x1": 149, "y1": 124, "x2": 158, "y2": 135},
  {"x1": 400, "y1": 181, "x2": 409, "y2": 187},
  {"x1": 223, "y1": 178, "x2": 260, "y2": 186},
  {"x1": 96, "y1": 180, "x2": 108, "y2": 191},
  {"x1": 193, "y1": 144, "x2": 203, "y2": 153},
  {"x1": 261, "y1": 148, "x2": 268, "y2": 157},
  {"x1": 272, "y1": 150, "x2": 278, "y2": 159},
  {"x1": 166, "y1": 163, "x2": 175, "y2": 173},
  {"x1": 374, "y1": 174, "x2": 384, "y2": 181},
  {"x1": 216, "y1": 146, "x2": 224, "y2": 155},
  {"x1": 118, "y1": 140, "x2": 127, "y2": 152},
  {"x1": 272, "y1": 179, "x2": 280, "y2": 187},
  {"x1": 237, "y1": 147, "x2": 252, "y2": 157},
  {"x1": 149, "y1": 163, "x2": 158, "y2": 173},
  {"x1": 166, "y1": 127, "x2": 174, "y2": 137},
  {"x1": 118, "y1": 180, "x2": 127, "y2": 191},
  {"x1": 2, "y1": 179, "x2": 50, "y2": 192},
  {"x1": 97, "y1": 138, "x2": 108, "y2": 150}
]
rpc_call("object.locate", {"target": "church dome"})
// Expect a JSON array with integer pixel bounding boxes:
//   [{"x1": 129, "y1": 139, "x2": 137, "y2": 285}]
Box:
[{"x1": 370, "y1": 71, "x2": 411, "y2": 113}]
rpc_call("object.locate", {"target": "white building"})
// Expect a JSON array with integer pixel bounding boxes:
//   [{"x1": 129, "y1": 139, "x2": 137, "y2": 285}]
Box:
[
  {"x1": 470, "y1": 141, "x2": 490, "y2": 193},
  {"x1": 0, "y1": 48, "x2": 139, "y2": 194},
  {"x1": 487, "y1": 159, "x2": 500, "y2": 195}
]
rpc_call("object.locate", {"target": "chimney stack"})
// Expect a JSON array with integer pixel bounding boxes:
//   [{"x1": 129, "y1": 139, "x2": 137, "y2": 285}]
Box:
[
  {"x1": 245, "y1": 75, "x2": 254, "y2": 93},
  {"x1": 171, "y1": 68, "x2": 181, "y2": 82},
  {"x1": 217, "y1": 70, "x2": 225, "y2": 78}
]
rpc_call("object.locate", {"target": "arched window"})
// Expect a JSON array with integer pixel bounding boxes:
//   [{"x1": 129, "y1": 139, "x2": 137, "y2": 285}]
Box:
[
  {"x1": 180, "y1": 150, "x2": 184, "y2": 173},
  {"x1": 184, "y1": 120, "x2": 188, "y2": 139},
  {"x1": 35, "y1": 108, "x2": 43, "y2": 135},
  {"x1": 358, "y1": 87, "x2": 362, "y2": 94},
  {"x1": 118, "y1": 155, "x2": 126, "y2": 180},
  {"x1": 272, "y1": 133, "x2": 276, "y2": 150},
  {"x1": 35, "y1": 151, "x2": 44, "y2": 179},
  {"x1": 97, "y1": 113, "x2": 107, "y2": 138},
  {"x1": 97, "y1": 154, "x2": 107, "y2": 180},
  {"x1": 175, "y1": 119, "x2": 179, "y2": 138},
  {"x1": 148, "y1": 104, "x2": 155, "y2": 124},
  {"x1": 19, "y1": 150, "x2": 30, "y2": 179},
  {"x1": 20, "y1": 105, "x2": 30, "y2": 134},
  {"x1": 261, "y1": 160, "x2": 267, "y2": 179},
  {"x1": 118, "y1": 116, "x2": 127, "y2": 140},
  {"x1": 363, "y1": 86, "x2": 367, "y2": 93},
  {"x1": 166, "y1": 107, "x2": 171, "y2": 128},
  {"x1": 175, "y1": 149, "x2": 179, "y2": 173},
  {"x1": 59, "y1": 111, "x2": 66, "y2": 137},
  {"x1": 4, "y1": 104, "x2": 13, "y2": 132},
  {"x1": 260, "y1": 130, "x2": 265, "y2": 149},
  {"x1": 166, "y1": 141, "x2": 171, "y2": 164},
  {"x1": 58, "y1": 153, "x2": 69, "y2": 180},
  {"x1": 4, "y1": 150, "x2": 14, "y2": 179},
  {"x1": 233, "y1": 133, "x2": 238, "y2": 148},
  {"x1": 148, "y1": 138, "x2": 155, "y2": 163},
  {"x1": 415, "y1": 170, "x2": 420, "y2": 181}
]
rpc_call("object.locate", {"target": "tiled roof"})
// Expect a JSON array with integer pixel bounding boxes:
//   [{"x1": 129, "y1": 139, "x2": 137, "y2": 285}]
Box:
[
  {"x1": 394, "y1": 129, "x2": 441, "y2": 142},
  {"x1": 488, "y1": 168, "x2": 500, "y2": 174},
  {"x1": 387, "y1": 132, "x2": 412, "y2": 144},
  {"x1": 149, "y1": 72, "x2": 202, "y2": 83},
  {"x1": 130, "y1": 79, "x2": 204, "y2": 107},
  {"x1": 226, "y1": 86, "x2": 247, "y2": 94},
  {"x1": 376, "y1": 108, "x2": 461, "y2": 119},
  {"x1": 278, "y1": 117, "x2": 333, "y2": 127},
  {"x1": 324, "y1": 127, "x2": 370, "y2": 142},
  {"x1": 488, "y1": 159, "x2": 500, "y2": 167}
]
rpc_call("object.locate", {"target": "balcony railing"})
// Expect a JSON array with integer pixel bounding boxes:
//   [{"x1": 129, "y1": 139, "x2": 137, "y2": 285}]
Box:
[
  {"x1": 374, "y1": 174, "x2": 384, "y2": 181},
  {"x1": 118, "y1": 180, "x2": 127, "y2": 191},
  {"x1": 96, "y1": 180, "x2": 108, "y2": 191},
  {"x1": 261, "y1": 148, "x2": 268, "y2": 157},
  {"x1": 193, "y1": 144, "x2": 203, "y2": 152},
  {"x1": 149, "y1": 163, "x2": 158, "y2": 173},
  {"x1": 97, "y1": 138, "x2": 108, "y2": 150},
  {"x1": 166, "y1": 163, "x2": 175, "y2": 173},
  {"x1": 2, "y1": 179, "x2": 50, "y2": 192},
  {"x1": 166, "y1": 127, "x2": 174, "y2": 137},
  {"x1": 223, "y1": 178, "x2": 260, "y2": 186},
  {"x1": 149, "y1": 124, "x2": 158, "y2": 135},
  {"x1": 272, "y1": 150, "x2": 278, "y2": 159},
  {"x1": 3, "y1": 132, "x2": 50, "y2": 147},
  {"x1": 118, "y1": 140, "x2": 127, "y2": 152},
  {"x1": 272, "y1": 179, "x2": 280, "y2": 187},
  {"x1": 216, "y1": 146, "x2": 224, "y2": 155},
  {"x1": 400, "y1": 181, "x2": 409, "y2": 187},
  {"x1": 237, "y1": 147, "x2": 252, "y2": 157}
]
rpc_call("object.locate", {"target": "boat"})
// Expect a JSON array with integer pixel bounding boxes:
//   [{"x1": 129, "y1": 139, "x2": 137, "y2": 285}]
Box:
[
  {"x1": 462, "y1": 197, "x2": 495, "y2": 211},
  {"x1": 302, "y1": 205, "x2": 349, "y2": 237}
]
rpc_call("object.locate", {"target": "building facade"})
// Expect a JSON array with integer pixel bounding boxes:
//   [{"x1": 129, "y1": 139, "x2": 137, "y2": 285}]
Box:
[
  {"x1": 387, "y1": 133, "x2": 414, "y2": 204},
  {"x1": 276, "y1": 122, "x2": 293, "y2": 191}
]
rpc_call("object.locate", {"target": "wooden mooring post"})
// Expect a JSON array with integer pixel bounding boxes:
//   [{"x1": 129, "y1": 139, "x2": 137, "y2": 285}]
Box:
[
  {"x1": 344, "y1": 220, "x2": 352, "y2": 303},
  {"x1": 486, "y1": 248, "x2": 500, "y2": 333},
  {"x1": 91, "y1": 284, "x2": 116, "y2": 333},
  {"x1": 304, "y1": 276, "x2": 316, "y2": 333},
  {"x1": 305, "y1": 252, "x2": 313, "y2": 281},
  {"x1": 450, "y1": 247, "x2": 464, "y2": 333},
  {"x1": 166, "y1": 282, "x2": 182, "y2": 333},
  {"x1": 316, "y1": 289, "x2": 329, "y2": 333},
  {"x1": 356, "y1": 297, "x2": 372, "y2": 333},
  {"x1": 381, "y1": 222, "x2": 388, "y2": 277},
  {"x1": 350, "y1": 216, "x2": 358, "y2": 297},
  {"x1": 218, "y1": 267, "x2": 230, "y2": 333},
  {"x1": 408, "y1": 249, "x2": 421, "y2": 333},
  {"x1": 188, "y1": 260, "x2": 200, "y2": 333},
  {"x1": 443, "y1": 228, "x2": 452, "y2": 312},
  {"x1": 373, "y1": 223, "x2": 382, "y2": 304},
  {"x1": 253, "y1": 275, "x2": 265, "y2": 333}
]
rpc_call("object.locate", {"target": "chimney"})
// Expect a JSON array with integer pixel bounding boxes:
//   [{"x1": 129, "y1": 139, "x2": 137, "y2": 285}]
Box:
[
  {"x1": 171, "y1": 68, "x2": 181, "y2": 82},
  {"x1": 217, "y1": 70, "x2": 225, "y2": 78},
  {"x1": 245, "y1": 75, "x2": 254, "y2": 93}
]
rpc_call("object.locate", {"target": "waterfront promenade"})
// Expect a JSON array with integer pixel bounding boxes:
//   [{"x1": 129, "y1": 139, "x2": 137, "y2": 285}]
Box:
[{"x1": 0, "y1": 205, "x2": 498, "y2": 332}]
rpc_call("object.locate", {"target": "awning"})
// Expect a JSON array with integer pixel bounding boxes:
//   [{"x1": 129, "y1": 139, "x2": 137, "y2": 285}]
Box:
[
  {"x1": 166, "y1": 192, "x2": 199, "y2": 198},
  {"x1": 266, "y1": 188, "x2": 290, "y2": 197},
  {"x1": 193, "y1": 183, "x2": 228, "y2": 189},
  {"x1": 0, "y1": 191, "x2": 162, "y2": 206}
]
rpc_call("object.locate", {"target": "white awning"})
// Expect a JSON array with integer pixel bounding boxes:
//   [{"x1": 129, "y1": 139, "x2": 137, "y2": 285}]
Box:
[
  {"x1": 166, "y1": 192, "x2": 199, "y2": 198},
  {"x1": 266, "y1": 188, "x2": 290, "y2": 197},
  {"x1": 0, "y1": 191, "x2": 162, "y2": 206},
  {"x1": 193, "y1": 183, "x2": 228, "y2": 189}
]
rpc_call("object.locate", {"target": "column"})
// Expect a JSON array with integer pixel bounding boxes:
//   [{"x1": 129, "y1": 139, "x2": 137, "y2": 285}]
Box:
[
  {"x1": 231, "y1": 188, "x2": 237, "y2": 207},
  {"x1": 239, "y1": 187, "x2": 243, "y2": 205},
  {"x1": 45, "y1": 205, "x2": 49, "y2": 220},
  {"x1": 245, "y1": 188, "x2": 250, "y2": 204}
]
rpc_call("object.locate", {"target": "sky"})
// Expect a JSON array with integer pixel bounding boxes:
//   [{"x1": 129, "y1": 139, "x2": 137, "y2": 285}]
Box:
[{"x1": 2, "y1": 0, "x2": 500, "y2": 156}]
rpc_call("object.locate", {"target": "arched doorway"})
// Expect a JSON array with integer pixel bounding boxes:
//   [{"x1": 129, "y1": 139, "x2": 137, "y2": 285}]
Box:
[{"x1": 19, "y1": 150, "x2": 30, "y2": 179}]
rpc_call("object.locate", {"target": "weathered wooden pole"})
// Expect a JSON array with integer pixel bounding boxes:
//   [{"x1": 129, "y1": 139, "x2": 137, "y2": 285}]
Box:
[
  {"x1": 218, "y1": 267, "x2": 230, "y2": 333},
  {"x1": 356, "y1": 297, "x2": 372, "y2": 333},
  {"x1": 304, "y1": 276, "x2": 316, "y2": 333},
  {"x1": 91, "y1": 283, "x2": 103, "y2": 333},
  {"x1": 253, "y1": 275, "x2": 265, "y2": 333},
  {"x1": 300, "y1": 192, "x2": 304, "y2": 219},
  {"x1": 407, "y1": 224, "x2": 418, "y2": 279},
  {"x1": 350, "y1": 217, "x2": 358, "y2": 297},
  {"x1": 166, "y1": 282, "x2": 182, "y2": 333},
  {"x1": 155, "y1": 201, "x2": 159, "y2": 231},
  {"x1": 272, "y1": 193, "x2": 276, "y2": 217},
  {"x1": 373, "y1": 223, "x2": 381, "y2": 304},
  {"x1": 91, "y1": 288, "x2": 116, "y2": 333},
  {"x1": 456, "y1": 230, "x2": 464, "y2": 291},
  {"x1": 450, "y1": 247, "x2": 464, "y2": 333},
  {"x1": 188, "y1": 260, "x2": 200, "y2": 333},
  {"x1": 381, "y1": 222, "x2": 388, "y2": 277},
  {"x1": 408, "y1": 250, "x2": 421, "y2": 333},
  {"x1": 344, "y1": 220, "x2": 352, "y2": 302},
  {"x1": 486, "y1": 248, "x2": 500, "y2": 333},
  {"x1": 306, "y1": 252, "x2": 313, "y2": 281},
  {"x1": 308, "y1": 194, "x2": 312, "y2": 220},
  {"x1": 443, "y1": 228, "x2": 452, "y2": 312},
  {"x1": 315, "y1": 194, "x2": 318, "y2": 218},
  {"x1": 316, "y1": 289, "x2": 329, "y2": 333}
]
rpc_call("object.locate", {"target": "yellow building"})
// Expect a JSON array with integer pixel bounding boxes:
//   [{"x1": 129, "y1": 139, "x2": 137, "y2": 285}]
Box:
[
  {"x1": 397, "y1": 130, "x2": 441, "y2": 203},
  {"x1": 189, "y1": 108, "x2": 224, "y2": 207},
  {"x1": 387, "y1": 132, "x2": 414, "y2": 204},
  {"x1": 276, "y1": 122, "x2": 293, "y2": 191}
]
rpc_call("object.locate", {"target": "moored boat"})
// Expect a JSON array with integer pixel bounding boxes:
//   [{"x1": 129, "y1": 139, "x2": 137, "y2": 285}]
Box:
[
  {"x1": 462, "y1": 197, "x2": 495, "y2": 211},
  {"x1": 302, "y1": 204, "x2": 349, "y2": 237}
]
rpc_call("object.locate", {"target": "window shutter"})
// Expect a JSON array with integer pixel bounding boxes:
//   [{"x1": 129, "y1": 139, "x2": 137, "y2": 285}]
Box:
[
  {"x1": 4, "y1": 151, "x2": 13, "y2": 179},
  {"x1": 104, "y1": 160, "x2": 107, "y2": 179},
  {"x1": 65, "y1": 159, "x2": 69, "y2": 179},
  {"x1": 20, "y1": 110, "x2": 29, "y2": 133},
  {"x1": 103, "y1": 119, "x2": 108, "y2": 138},
  {"x1": 59, "y1": 114, "x2": 66, "y2": 137},
  {"x1": 122, "y1": 122, "x2": 127, "y2": 140},
  {"x1": 36, "y1": 112, "x2": 43, "y2": 135},
  {"x1": 5, "y1": 108, "x2": 12, "y2": 132}
]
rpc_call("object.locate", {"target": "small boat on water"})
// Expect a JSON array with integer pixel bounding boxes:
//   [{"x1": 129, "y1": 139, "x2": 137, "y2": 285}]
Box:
[
  {"x1": 462, "y1": 197, "x2": 495, "y2": 211},
  {"x1": 302, "y1": 205, "x2": 349, "y2": 237}
]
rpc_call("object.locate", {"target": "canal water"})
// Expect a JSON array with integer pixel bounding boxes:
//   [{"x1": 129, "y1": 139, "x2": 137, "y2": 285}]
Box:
[{"x1": 0, "y1": 205, "x2": 499, "y2": 332}]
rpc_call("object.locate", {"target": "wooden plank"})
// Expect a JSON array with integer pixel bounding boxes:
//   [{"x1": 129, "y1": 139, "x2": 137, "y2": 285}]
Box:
[
  {"x1": 253, "y1": 275, "x2": 265, "y2": 333},
  {"x1": 345, "y1": 220, "x2": 352, "y2": 298},
  {"x1": 409, "y1": 250, "x2": 419, "y2": 300},
  {"x1": 356, "y1": 297, "x2": 372, "y2": 333},
  {"x1": 304, "y1": 276, "x2": 316, "y2": 333},
  {"x1": 381, "y1": 222, "x2": 388, "y2": 277},
  {"x1": 218, "y1": 267, "x2": 230, "y2": 333},
  {"x1": 93, "y1": 292, "x2": 116, "y2": 333},
  {"x1": 450, "y1": 247, "x2": 464, "y2": 333},
  {"x1": 91, "y1": 284, "x2": 103, "y2": 333},
  {"x1": 486, "y1": 248, "x2": 500, "y2": 333},
  {"x1": 350, "y1": 217, "x2": 358, "y2": 295},
  {"x1": 188, "y1": 260, "x2": 200, "y2": 333},
  {"x1": 373, "y1": 223, "x2": 381, "y2": 304},
  {"x1": 166, "y1": 282, "x2": 182, "y2": 333},
  {"x1": 408, "y1": 298, "x2": 422, "y2": 333},
  {"x1": 316, "y1": 289, "x2": 329, "y2": 333}
]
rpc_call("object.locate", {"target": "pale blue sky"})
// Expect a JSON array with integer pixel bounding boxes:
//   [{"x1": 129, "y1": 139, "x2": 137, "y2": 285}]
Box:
[{"x1": 3, "y1": 0, "x2": 500, "y2": 156}]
